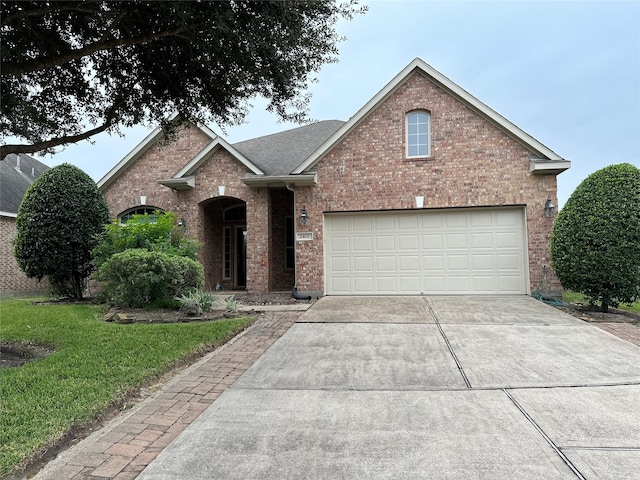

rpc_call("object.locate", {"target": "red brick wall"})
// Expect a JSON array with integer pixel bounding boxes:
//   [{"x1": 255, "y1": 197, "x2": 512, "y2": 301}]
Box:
[
  {"x1": 0, "y1": 216, "x2": 46, "y2": 294},
  {"x1": 294, "y1": 72, "x2": 561, "y2": 295},
  {"x1": 101, "y1": 73, "x2": 562, "y2": 297},
  {"x1": 102, "y1": 127, "x2": 272, "y2": 294}
]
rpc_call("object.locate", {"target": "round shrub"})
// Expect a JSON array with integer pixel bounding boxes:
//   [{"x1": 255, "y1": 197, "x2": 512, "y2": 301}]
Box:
[
  {"x1": 550, "y1": 163, "x2": 640, "y2": 311},
  {"x1": 96, "y1": 249, "x2": 204, "y2": 307}
]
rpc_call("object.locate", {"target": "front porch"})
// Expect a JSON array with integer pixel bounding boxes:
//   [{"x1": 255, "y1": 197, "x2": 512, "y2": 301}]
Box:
[{"x1": 199, "y1": 188, "x2": 295, "y2": 293}]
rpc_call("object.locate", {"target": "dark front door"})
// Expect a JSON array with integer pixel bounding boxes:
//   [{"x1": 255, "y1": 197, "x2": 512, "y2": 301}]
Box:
[{"x1": 235, "y1": 226, "x2": 246, "y2": 288}]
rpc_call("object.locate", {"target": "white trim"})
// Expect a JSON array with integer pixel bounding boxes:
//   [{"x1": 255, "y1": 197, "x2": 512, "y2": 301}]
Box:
[
  {"x1": 529, "y1": 159, "x2": 572, "y2": 175},
  {"x1": 293, "y1": 58, "x2": 568, "y2": 174},
  {"x1": 405, "y1": 110, "x2": 431, "y2": 158},
  {"x1": 174, "y1": 137, "x2": 264, "y2": 178},
  {"x1": 97, "y1": 120, "x2": 219, "y2": 191},
  {"x1": 158, "y1": 176, "x2": 196, "y2": 190},
  {"x1": 0, "y1": 211, "x2": 17, "y2": 218}
]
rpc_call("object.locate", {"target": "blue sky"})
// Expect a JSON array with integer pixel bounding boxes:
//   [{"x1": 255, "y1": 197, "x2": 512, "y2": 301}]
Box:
[{"x1": 36, "y1": 0, "x2": 639, "y2": 208}]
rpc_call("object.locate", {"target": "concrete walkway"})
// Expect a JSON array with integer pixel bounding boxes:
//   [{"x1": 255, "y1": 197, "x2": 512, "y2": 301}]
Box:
[{"x1": 33, "y1": 297, "x2": 640, "y2": 479}]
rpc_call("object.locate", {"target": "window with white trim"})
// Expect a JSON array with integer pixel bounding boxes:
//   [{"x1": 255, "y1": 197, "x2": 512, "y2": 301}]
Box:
[
  {"x1": 118, "y1": 207, "x2": 164, "y2": 224},
  {"x1": 406, "y1": 111, "x2": 430, "y2": 158}
]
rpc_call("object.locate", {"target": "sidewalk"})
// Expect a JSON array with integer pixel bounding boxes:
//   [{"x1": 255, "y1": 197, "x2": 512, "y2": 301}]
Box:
[{"x1": 32, "y1": 311, "x2": 301, "y2": 480}]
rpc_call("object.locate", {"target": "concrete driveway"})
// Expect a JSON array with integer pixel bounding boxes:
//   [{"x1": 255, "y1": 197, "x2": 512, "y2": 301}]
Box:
[{"x1": 138, "y1": 296, "x2": 640, "y2": 479}]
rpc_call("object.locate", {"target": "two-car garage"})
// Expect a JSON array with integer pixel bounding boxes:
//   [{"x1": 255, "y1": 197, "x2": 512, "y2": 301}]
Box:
[{"x1": 324, "y1": 207, "x2": 528, "y2": 295}]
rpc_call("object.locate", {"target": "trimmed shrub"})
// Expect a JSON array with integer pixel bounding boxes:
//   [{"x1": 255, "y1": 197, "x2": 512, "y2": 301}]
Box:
[
  {"x1": 96, "y1": 249, "x2": 204, "y2": 307},
  {"x1": 550, "y1": 163, "x2": 640, "y2": 312},
  {"x1": 14, "y1": 163, "x2": 109, "y2": 299}
]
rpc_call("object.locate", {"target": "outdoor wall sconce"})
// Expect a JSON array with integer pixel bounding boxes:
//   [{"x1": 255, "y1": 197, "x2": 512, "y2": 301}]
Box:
[
  {"x1": 177, "y1": 218, "x2": 186, "y2": 228},
  {"x1": 544, "y1": 197, "x2": 555, "y2": 217},
  {"x1": 300, "y1": 206, "x2": 309, "y2": 226}
]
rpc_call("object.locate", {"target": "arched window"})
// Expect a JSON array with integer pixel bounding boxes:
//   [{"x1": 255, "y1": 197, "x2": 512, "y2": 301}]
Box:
[
  {"x1": 223, "y1": 205, "x2": 246, "y2": 222},
  {"x1": 406, "y1": 111, "x2": 431, "y2": 158},
  {"x1": 118, "y1": 207, "x2": 165, "y2": 224}
]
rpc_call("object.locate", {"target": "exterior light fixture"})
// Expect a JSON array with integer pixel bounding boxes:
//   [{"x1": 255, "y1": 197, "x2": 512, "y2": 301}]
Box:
[
  {"x1": 544, "y1": 197, "x2": 555, "y2": 218},
  {"x1": 177, "y1": 218, "x2": 186, "y2": 228},
  {"x1": 300, "y1": 206, "x2": 309, "y2": 226}
]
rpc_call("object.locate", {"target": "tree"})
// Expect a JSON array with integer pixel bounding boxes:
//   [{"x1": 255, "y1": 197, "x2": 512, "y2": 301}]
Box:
[
  {"x1": 0, "y1": 1, "x2": 365, "y2": 158},
  {"x1": 14, "y1": 163, "x2": 109, "y2": 299},
  {"x1": 550, "y1": 163, "x2": 640, "y2": 312}
]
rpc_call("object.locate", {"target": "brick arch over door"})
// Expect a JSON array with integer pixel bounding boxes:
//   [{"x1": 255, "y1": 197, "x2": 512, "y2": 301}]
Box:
[{"x1": 200, "y1": 197, "x2": 247, "y2": 291}]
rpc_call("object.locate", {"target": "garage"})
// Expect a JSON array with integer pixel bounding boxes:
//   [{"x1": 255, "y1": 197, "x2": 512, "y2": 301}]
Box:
[{"x1": 324, "y1": 207, "x2": 528, "y2": 295}]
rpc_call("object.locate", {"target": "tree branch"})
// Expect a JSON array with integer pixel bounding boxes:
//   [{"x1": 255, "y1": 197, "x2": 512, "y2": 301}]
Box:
[
  {"x1": 2, "y1": 24, "x2": 193, "y2": 76},
  {"x1": 1, "y1": 103, "x2": 122, "y2": 158}
]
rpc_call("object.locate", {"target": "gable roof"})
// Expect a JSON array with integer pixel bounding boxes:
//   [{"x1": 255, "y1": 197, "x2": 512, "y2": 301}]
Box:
[
  {"x1": 97, "y1": 121, "x2": 219, "y2": 190},
  {"x1": 233, "y1": 120, "x2": 345, "y2": 176},
  {"x1": 291, "y1": 58, "x2": 570, "y2": 175},
  {"x1": 100, "y1": 58, "x2": 568, "y2": 190},
  {"x1": 0, "y1": 154, "x2": 49, "y2": 216}
]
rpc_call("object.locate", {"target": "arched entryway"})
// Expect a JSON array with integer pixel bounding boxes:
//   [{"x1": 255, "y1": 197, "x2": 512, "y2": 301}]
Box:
[{"x1": 200, "y1": 197, "x2": 246, "y2": 290}]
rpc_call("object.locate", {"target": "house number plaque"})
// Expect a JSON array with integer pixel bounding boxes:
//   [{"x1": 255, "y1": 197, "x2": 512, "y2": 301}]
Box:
[{"x1": 296, "y1": 232, "x2": 313, "y2": 241}]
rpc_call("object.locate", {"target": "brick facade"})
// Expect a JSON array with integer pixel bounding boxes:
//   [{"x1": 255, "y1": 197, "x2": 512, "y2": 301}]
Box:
[
  {"x1": 0, "y1": 216, "x2": 46, "y2": 295},
  {"x1": 100, "y1": 70, "x2": 563, "y2": 297},
  {"x1": 294, "y1": 72, "x2": 560, "y2": 295}
]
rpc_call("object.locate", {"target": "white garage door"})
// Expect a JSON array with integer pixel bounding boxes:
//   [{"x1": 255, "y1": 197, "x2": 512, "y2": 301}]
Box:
[{"x1": 324, "y1": 208, "x2": 528, "y2": 295}]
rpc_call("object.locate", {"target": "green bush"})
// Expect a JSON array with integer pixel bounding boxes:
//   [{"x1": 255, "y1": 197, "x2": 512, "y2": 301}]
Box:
[
  {"x1": 93, "y1": 211, "x2": 200, "y2": 268},
  {"x1": 14, "y1": 163, "x2": 109, "y2": 299},
  {"x1": 550, "y1": 163, "x2": 640, "y2": 312},
  {"x1": 96, "y1": 249, "x2": 204, "y2": 307}
]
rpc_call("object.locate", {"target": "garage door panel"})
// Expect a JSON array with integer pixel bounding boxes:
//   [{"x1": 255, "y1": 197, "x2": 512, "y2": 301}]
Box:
[
  {"x1": 399, "y1": 234, "x2": 419, "y2": 250},
  {"x1": 422, "y1": 234, "x2": 443, "y2": 249},
  {"x1": 325, "y1": 209, "x2": 526, "y2": 295},
  {"x1": 353, "y1": 256, "x2": 373, "y2": 272},
  {"x1": 446, "y1": 233, "x2": 468, "y2": 249},
  {"x1": 399, "y1": 256, "x2": 420, "y2": 270},
  {"x1": 376, "y1": 236, "x2": 396, "y2": 250},
  {"x1": 472, "y1": 254, "x2": 495, "y2": 270},
  {"x1": 330, "y1": 257, "x2": 351, "y2": 272},
  {"x1": 376, "y1": 256, "x2": 396, "y2": 271},
  {"x1": 352, "y1": 236, "x2": 372, "y2": 251}
]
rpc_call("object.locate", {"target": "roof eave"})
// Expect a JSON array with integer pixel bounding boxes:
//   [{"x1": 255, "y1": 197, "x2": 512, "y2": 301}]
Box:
[
  {"x1": 292, "y1": 58, "x2": 566, "y2": 174},
  {"x1": 529, "y1": 159, "x2": 572, "y2": 175},
  {"x1": 241, "y1": 173, "x2": 317, "y2": 187},
  {"x1": 158, "y1": 176, "x2": 195, "y2": 190},
  {"x1": 174, "y1": 137, "x2": 264, "y2": 178},
  {"x1": 97, "y1": 127, "x2": 164, "y2": 190}
]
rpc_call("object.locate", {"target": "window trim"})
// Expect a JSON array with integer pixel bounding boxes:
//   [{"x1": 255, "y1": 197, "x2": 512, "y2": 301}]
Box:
[
  {"x1": 118, "y1": 206, "x2": 164, "y2": 224},
  {"x1": 405, "y1": 110, "x2": 431, "y2": 159}
]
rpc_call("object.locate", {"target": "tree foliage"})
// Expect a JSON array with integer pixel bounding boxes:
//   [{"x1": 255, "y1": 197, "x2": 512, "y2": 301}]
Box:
[
  {"x1": 14, "y1": 163, "x2": 109, "y2": 299},
  {"x1": 550, "y1": 163, "x2": 640, "y2": 312},
  {"x1": 1, "y1": 0, "x2": 365, "y2": 157}
]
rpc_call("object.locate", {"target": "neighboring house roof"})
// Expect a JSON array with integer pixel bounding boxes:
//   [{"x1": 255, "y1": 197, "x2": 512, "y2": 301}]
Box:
[{"x1": 0, "y1": 154, "x2": 49, "y2": 217}]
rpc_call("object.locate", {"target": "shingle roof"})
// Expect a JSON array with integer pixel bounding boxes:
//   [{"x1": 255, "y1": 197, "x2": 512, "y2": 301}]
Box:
[
  {"x1": 0, "y1": 154, "x2": 49, "y2": 215},
  {"x1": 232, "y1": 120, "x2": 345, "y2": 176}
]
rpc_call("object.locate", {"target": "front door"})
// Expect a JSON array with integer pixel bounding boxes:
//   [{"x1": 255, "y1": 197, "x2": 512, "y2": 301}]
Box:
[{"x1": 234, "y1": 226, "x2": 247, "y2": 288}]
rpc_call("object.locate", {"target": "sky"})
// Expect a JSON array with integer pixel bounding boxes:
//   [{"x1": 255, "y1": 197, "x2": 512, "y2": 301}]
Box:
[{"x1": 33, "y1": 0, "x2": 640, "y2": 208}]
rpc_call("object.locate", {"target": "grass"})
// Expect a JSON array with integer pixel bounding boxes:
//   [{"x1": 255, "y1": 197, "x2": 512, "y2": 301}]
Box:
[
  {"x1": 0, "y1": 297, "x2": 253, "y2": 477},
  {"x1": 562, "y1": 291, "x2": 640, "y2": 313}
]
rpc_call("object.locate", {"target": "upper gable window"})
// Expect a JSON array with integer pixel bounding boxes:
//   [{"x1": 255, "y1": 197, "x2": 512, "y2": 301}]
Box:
[{"x1": 406, "y1": 111, "x2": 431, "y2": 158}]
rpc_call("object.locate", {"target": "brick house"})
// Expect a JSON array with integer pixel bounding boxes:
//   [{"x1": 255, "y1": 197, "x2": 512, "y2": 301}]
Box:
[
  {"x1": 0, "y1": 154, "x2": 49, "y2": 295},
  {"x1": 99, "y1": 58, "x2": 570, "y2": 298}
]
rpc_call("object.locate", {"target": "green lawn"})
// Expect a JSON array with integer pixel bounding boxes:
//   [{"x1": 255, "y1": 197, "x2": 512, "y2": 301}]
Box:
[
  {"x1": 562, "y1": 291, "x2": 640, "y2": 313},
  {"x1": 0, "y1": 298, "x2": 253, "y2": 477}
]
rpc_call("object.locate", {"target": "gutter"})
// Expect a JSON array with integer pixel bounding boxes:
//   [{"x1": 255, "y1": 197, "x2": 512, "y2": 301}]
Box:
[{"x1": 241, "y1": 173, "x2": 317, "y2": 187}]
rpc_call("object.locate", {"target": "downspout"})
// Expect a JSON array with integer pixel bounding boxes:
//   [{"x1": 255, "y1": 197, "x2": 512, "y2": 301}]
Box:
[{"x1": 286, "y1": 183, "x2": 311, "y2": 301}]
